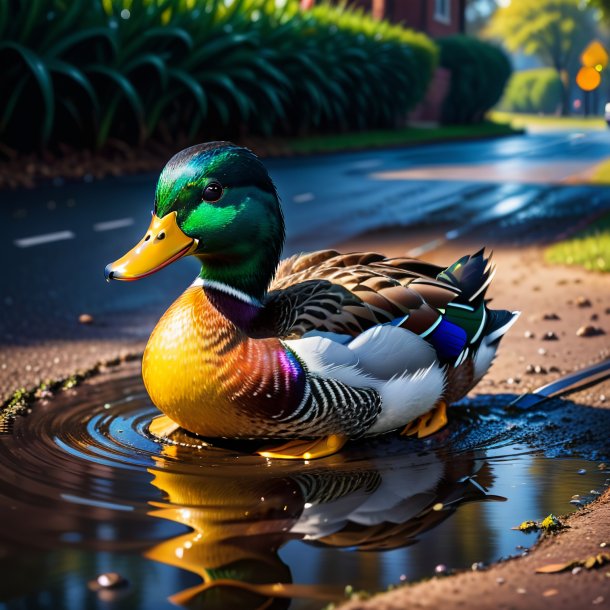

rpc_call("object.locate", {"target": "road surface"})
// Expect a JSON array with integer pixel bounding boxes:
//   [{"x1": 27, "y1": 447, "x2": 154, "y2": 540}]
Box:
[{"x1": 1, "y1": 130, "x2": 610, "y2": 348}]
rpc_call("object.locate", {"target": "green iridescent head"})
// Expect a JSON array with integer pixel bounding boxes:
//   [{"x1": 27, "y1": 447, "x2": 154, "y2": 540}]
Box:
[{"x1": 106, "y1": 142, "x2": 285, "y2": 300}]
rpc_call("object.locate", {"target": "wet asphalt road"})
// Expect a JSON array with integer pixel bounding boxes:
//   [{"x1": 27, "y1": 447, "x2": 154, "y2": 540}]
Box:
[{"x1": 2, "y1": 129, "x2": 610, "y2": 345}]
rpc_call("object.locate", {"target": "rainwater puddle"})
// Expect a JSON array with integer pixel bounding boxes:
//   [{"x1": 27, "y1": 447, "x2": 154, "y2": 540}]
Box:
[{"x1": 0, "y1": 368, "x2": 609, "y2": 610}]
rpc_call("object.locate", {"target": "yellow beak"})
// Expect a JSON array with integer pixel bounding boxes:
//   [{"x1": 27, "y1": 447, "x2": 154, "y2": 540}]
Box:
[{"x1": 105, "y1": 211, "x2": 198, "y2": 281}]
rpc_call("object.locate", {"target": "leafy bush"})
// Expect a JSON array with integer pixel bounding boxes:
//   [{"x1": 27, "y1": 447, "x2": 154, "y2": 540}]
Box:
[
  {"x1": 499, "y1": 68, "x2": 563, "y2": 114},
  {"x1": 438, "y1": 35, "x2": 512, "y2": 124},
  {"x1": 0, "y1": 0, "x2": 437, "y2": 152}
]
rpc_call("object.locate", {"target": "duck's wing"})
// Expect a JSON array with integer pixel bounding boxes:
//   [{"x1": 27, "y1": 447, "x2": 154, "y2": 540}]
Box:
[
  {"x1": 254, "y1": 250, "x2": 456, "y2": 340},
  {"x1": 271, "y1": 250, "x2": 444, "y2": 287}
]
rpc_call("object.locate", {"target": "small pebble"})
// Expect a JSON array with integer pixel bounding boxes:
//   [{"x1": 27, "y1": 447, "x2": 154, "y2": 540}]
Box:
[
  {"x1": 572, "y1": 566, "x2": 582, "y2": 575},
  {"x1": 542, "y1": 331, "x2": 558, "y2": 341},
  {"x1": 432, "y1": 503, "x2": 443, "y2": 511},
  {"x1": 591, "y1": 313, "x2": 599, "y2": 321},
  {"x1": 599, "y1": 463, "x2": 608, "y2": 470},
  {"x1": 578, "y1": 469, "x2": 587, "y2": 475},
  {"x1": 592, "y1": 596, "x2": 604, "y2": 605},
  {"x1": 92, "y1": 572, "x2": 127, "y2": 590},
  {"x1": 524, "y1": 330, "x2": 535, "y2": 339},
  {"x1": 534, "y1": 365, "x2": 548, "y2": 374},
  {"x1": 576, "y1": 296, "x2": 592, "y2": 308},
  {"x1": 434, "y1": 564, "x2": 448, "y2": 575},
  {"x1": 543, "y1": 313, "x2": 560, "y2": 320},
  {"x1": 543, "y1": 589, "x2": 558, "y2": 597},
  {"x1": 600, "y1": 395, "x2": 606, "y2": 403},
  {"x1": 577, "y1": 325, "x2": 605, "y2": 337},
  {"x1": 78, "y1": 313, "x2": 94, "y2": 325},
  {"x1": 538, "y1": 348, "x2": 547, "y2": 355},
  {"x1": 471, "y1": 562, "x2": 485, "y2": 571},
  {"x1": 601, "y1": 542, "x2": 608, "y2": 548},
  {"x1": 496, "y1": 577, "x2": 505, "y2": 585},
  {"x1": 516, "y1": 587, "x2": 527, "y2": 594}
]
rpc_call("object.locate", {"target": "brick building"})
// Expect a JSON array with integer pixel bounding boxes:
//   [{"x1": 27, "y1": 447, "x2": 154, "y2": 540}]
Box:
[
  {"x1": 299, "y1": 0, "x2": 466, "y2": 121},
  {"x1": 303, "y1": 0, "x2": 466, "y2": 37}
]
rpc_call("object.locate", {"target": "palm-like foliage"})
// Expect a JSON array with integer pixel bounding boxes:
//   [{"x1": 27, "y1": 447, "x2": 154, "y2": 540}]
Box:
[{"x1": 0, "y1": 0, "x2": 438, "y2": 152}]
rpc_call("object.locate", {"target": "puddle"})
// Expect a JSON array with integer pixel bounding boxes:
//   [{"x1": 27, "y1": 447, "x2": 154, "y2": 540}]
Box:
[{"x1": 0, "y1": 369, "x2": 609, "y2": 610}]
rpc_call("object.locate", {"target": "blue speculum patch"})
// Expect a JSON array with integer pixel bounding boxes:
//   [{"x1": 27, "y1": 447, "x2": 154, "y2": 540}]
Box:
[{"x1": 428, "y1": 317, "x2": 468, "y2": 360}]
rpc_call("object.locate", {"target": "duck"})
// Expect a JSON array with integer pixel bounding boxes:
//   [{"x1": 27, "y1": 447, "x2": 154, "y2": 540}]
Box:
[{"x1": 105, "y1": 141, "x2": 518, "y2": 460}]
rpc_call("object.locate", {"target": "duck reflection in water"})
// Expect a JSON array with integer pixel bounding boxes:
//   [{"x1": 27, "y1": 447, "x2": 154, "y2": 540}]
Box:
[{"x1": 145, "y1": 443, "x2": 505, "y2": 609}]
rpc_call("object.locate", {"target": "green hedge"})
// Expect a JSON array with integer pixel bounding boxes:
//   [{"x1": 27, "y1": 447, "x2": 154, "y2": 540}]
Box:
[
  {"x1": 438, "y1": 35, "x2": 512, "y2": 124},
  {"x1": 0, "y1": 0, "x2": 438, "y2": 152},
  {"x1": 499, "y1": 68, "x2": 563, "y2": 115}
]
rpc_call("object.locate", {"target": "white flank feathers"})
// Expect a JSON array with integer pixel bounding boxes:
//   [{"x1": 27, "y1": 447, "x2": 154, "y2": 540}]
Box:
[
  {"x1": 284, "y1": 325, "x2": 446, "y2": 435},
  {"x1": 365, "y1": 366, "x2": 445, "y2": 434},
  {"x1": 472, "y1": 340, "x2": 498, "y2": 383}
]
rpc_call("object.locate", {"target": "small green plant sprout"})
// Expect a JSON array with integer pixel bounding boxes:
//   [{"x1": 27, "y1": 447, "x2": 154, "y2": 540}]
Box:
[{"x1": 513, "y1": 514, "x2": 565, "y2": 533}]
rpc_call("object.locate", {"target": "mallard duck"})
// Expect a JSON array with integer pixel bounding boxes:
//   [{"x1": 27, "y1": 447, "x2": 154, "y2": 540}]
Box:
[{"x1": 105, "y1": 141, "x2": 518, "y2": 459}]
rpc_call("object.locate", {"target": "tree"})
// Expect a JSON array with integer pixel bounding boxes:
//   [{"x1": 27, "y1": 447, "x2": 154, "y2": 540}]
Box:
[
  {"x1": 465, "y1": 0, "x2": 499, "y2": 36},
  {"x1": 484, "y1": 0, "x2": 598, "y2": 115},
  {"x1": 589, "y1": 0, "x2": 610, "y2": 21}
]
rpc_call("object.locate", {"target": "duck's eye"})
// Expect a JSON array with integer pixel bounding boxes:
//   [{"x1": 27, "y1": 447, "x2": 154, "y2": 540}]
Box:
[{"x1": 202, "y1": 182, "x2": 223, "y2": 202}]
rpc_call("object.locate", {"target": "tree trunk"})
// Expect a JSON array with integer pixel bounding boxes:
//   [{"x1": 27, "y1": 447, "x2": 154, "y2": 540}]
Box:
[{"x1": 557, "y1": 68, "x2": 571, "y2": 116}]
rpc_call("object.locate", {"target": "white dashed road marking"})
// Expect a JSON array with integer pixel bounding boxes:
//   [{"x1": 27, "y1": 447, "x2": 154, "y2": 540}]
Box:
[
  {"x1": 93, "y1": 217, "x2": 134, "y2": 232},
  {"x1": 293, "y1": 193, "x2": 315, "y2": 203},
  {"x1": 14, "y1": 231, "x2": 75, "y2": 248}
]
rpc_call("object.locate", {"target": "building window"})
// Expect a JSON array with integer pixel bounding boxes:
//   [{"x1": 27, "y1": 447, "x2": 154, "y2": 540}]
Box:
[{"x1": 434, "y1": 0, "x2": 451, "y2": 24}]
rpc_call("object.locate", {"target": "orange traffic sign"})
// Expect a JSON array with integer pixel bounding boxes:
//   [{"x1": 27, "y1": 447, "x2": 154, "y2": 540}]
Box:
[
  {"x1": 581, "y1": 40, "x2": 609, "y2": 69},
  {"x1": 576, "y1": 66, "x2": 601, "y2": 91}
]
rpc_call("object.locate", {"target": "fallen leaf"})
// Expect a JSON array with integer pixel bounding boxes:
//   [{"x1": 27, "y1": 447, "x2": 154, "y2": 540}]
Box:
[
  {"x1": 536, "y1": 562, "x2": 576, "y2": 574},
  {"x1": 585, "y1": 556, "x2": 598, "y2": 569},
  {"x1": 536, "y1": 553, "x2": 610, "y2": 574}
]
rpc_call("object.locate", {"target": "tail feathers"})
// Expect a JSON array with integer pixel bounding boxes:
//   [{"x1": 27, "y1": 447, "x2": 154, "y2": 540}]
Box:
[
  {"x1": 485, "y1": 309, "x2": 520, "y2": 344},
  {"x1": 437, "y1": 248, "x2": 495, "y2": 305}
]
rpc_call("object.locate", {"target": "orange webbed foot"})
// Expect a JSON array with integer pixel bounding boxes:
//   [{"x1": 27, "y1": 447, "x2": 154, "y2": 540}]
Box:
[{"x1": 400, "y1": 401, "x2": 448, "y2": 438}]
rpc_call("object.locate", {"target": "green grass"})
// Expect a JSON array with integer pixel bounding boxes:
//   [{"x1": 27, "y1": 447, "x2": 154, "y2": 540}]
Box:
[
  {"x1": 282, "y1": 121, "x2": 520, "y2": 154},
  {"x1": 545, "y1": 214, "x2": 610, "y2": 272},
  {"x1": 489, "y1": 111, "x2": 607, "y2": 131}
]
